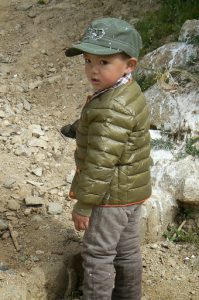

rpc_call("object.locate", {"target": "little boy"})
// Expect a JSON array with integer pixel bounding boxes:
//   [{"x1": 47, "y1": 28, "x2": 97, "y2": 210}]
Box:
[{"x1": 65, "y1": 18, "x2": 151, "y2": 300}]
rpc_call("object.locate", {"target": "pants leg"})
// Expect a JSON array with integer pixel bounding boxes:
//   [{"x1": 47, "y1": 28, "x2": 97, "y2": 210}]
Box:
[
  {"x1": 82, "y1": 207, "x2": 129, "y2": 300},
  {"x1": 112, "y1": 205, "x2": 142, "y2": 300}
]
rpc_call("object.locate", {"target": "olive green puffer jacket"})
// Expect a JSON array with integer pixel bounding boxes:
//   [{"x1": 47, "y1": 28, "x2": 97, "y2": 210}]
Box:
[{"x1": 70, "y1": 80, "x2": 151, "y2": 216}]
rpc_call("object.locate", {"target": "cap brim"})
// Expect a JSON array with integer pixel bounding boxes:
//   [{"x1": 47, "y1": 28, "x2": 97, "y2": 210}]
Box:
[{"x1": 65, "y1": 42, "x2": 121, "y2": 57}]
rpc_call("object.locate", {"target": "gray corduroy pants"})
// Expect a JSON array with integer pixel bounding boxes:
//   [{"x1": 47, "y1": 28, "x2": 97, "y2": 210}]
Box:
[{"x1": 82, "y1": 205, "x2": 142, "y2": 300}]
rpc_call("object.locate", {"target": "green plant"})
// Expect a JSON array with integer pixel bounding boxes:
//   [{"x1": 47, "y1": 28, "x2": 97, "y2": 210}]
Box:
[
  {"x1": 163, "y1": 223, "x2": 199, "y2": 247},
  {"x1": 37, "y1": 0, "x2": 46, "y2": 4},
  {"x1": 137, "y1": 74, "x2": 157, "y2": 91},
  {"x1": 151, "y1": 138, "x2": 174, "y2": 150},
  {"x1": 185, "y1": 137, "x2": 199, "y2": 157},
  {"x1": 136, "y1": 0, "x2": 199, "y2": 56}
]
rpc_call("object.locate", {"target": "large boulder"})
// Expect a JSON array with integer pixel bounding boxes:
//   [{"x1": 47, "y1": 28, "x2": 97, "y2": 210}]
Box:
[
  {"x1": 144, "y1": 84, "x2": 199, "y2": 134},
  {"x1": 140, "y1": 42, "x2": 198, "y2": 71},
  {"x1": 178, "y1": 19, "x2": 199, "y2": 43}
]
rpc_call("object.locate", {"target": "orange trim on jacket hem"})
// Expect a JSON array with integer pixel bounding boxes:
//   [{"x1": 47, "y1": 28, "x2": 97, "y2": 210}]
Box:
[{"x1": 98, "y1": 198, "x2": 148, "y2": 207}]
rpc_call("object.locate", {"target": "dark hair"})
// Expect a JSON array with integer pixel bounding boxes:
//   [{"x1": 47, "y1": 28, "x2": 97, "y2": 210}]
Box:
[{"x1": 119, "y1": 52, "x2": 132, "y2": 59}]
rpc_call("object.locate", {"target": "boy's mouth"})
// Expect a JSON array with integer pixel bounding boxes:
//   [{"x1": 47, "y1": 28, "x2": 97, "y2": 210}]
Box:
[{"x1": 91, "y1": 78, "x2": 100, "y2": 84}]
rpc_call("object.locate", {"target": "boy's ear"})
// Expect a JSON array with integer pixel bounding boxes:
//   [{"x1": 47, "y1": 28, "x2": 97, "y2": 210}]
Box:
[{"x1": 127, "y1": 58, "x2": 137, "y2": 73}]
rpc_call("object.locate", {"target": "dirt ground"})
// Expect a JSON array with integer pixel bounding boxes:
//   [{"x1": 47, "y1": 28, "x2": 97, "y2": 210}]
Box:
[{"x1": 0, "y1": 1, "x2": 199, "y2": 299}]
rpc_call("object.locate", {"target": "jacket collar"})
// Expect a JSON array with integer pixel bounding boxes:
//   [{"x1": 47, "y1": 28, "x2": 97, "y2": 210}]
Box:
[{"x1": 91, "y1": 72, "x2": 132, "y2": 100}]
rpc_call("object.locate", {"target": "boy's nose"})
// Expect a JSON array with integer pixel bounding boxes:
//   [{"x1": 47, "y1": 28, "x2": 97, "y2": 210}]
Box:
[{"x1": 90, "y1": 64, "x2": 99, "y2": 74}]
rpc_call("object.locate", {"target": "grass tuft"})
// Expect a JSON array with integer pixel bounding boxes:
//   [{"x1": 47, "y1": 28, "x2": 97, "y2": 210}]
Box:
[{"x1": 136, "y1": 0, "x2": 199, "y2": 56}]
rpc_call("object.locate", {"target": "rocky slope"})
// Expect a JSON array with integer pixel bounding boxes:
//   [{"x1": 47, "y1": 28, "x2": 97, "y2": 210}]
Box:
[{"x1": 0, "y1": 1, "x2": 198, "y2": 299}]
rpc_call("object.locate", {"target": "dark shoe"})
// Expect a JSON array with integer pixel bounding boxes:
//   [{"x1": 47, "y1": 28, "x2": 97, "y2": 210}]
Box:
[{"x1": 60, "y1": 119, "x2": 79, "y2": 139}]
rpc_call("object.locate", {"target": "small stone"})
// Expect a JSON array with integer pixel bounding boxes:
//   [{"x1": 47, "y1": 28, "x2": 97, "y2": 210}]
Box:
[
  {"x1": 66, "y1": 170, "x2": 75, "y2": 183},
  {"x1": 3, "y1": 178, "x2": 16, "y2": 189},
  {"x1": 2, "y1": 231, "x2": 10, "y2": 239},
  {"x1": 29, "y1": 80, "x2": 43, "y2": 90},
  {"x1": 16, "y1": 3, "x2": 33, "y2": 11},
  {"x1": 7, "y1": 199, "x2": 20, "y2": 211},
  {"x1": 23, "y1": 99, "x2": 32, "y2": 111},
  {"x1": 27, "y1": 138, "x2": 47, "y2": 149},
  {"x1": 0, "y1": 207, "x2": 6, "y2": 213},
  {"x1": 0, "y1": 219, "x2": 8, "y2": 231},
  {"x1": 0, "y1": 85, "x2": 7, "y2": 94},
  {"x1": 24, "y1": 208, "x2": 32, "y2": 216},
  {"x1": 41, "y1": 49, "x2": 48, "y2": 55},
  {"x1": 25, "y1": 195, "x2": 44, "y2": 206},
  {"x1": 20, "y1": 272, "x2": 26, "y2": 277},
  {"x1": 32, "y1": 167, "x2": 43, "y2": 177},
  {"x1": 31, "y1": 215, "x2": 43, "y2": 223},
  {"x1": 48, "y1": 202, "x2": 63, "y2": 215},
  {"x1": 36, "y1": 250, "x2": 44, "y2": 255},
  {"x1": 14, "y1": 145, "x2": 32, "y2": 157},
  {"x1": 0, "y1": 110, "x2": 5, "y2": 118},
  {"x1": 34, "y1": 152, "x2": 46, "y2": 162},
  {"x1": 29, "y1": 124, "x2": 44, "y2": 137},
  {"x1": 150, "y1": 243, "x2": 158, "y2": 249},
  {"x1": 27, "y1": 11, "x2": 37, "y2": 18},
  {"x1": 0, "y1": 263, "x2": 9, "y2": 271}
]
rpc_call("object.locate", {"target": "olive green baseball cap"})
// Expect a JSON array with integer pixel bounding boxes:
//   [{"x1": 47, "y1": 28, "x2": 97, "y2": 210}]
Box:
[{"x1": 65, "y1": 17, "x2": 142, "y2": 59}]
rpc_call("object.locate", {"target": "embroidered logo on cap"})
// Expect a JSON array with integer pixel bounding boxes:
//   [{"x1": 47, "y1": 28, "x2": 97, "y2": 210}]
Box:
[{"x1": 84, "y1": 27, "x2": 105, "y2": 40}]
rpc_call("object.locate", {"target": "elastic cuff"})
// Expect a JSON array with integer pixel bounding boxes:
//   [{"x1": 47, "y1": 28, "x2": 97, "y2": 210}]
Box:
[{"x1": 73, "y1": 201, "x2": 93, "y2": 217}]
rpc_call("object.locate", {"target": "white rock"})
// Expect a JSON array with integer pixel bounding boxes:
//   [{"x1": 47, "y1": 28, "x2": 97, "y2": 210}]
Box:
[
  {"x1": 183, "y1": 175, "x2": 199, "y2": 205},
  {"x1": 0, "y1": 110, "x2": 5, "y2": 118},
  {"x1": 48, "y1": 203, "x2": 63, "y2": 215},
  {"x1": 3, "y1": 178, "x2": 16, "y2": 189},
  {"x1": 145, "y1": 85, "x2": 199, "y2": 135},
  {"x1": 66, "y1": 169, "x2": 76, "y2": 183},
  {"x1": 25, "y1": 195, "x2": 44, "y2": 206},
  {"x1": 141, "y1": 42, "x2": 197, "y2": 70},
  {"x1": 23, "y1": 99, "x2": 32, "y2": 111},
  {"x1": 29, "y1": 80, "x2": 43, "y2": 90},
  {"x1": 32, "y1": 167, "x2": 43, "y2": 177},
  {"x1": 27, "y1": 138, "x2": 47, "y2": 149},
  {"x1": 7, "y1": 199, "x2": 20, "y2": 211},
  {"x1": 34, "y1": 152, "x2": 46, "y2": 162},
  {"x1": 0, "y1": 219, "x2": 8, "y2": 231},
  {"x1": 179, "y1": 19, "x2": 199, "y2": 43},
  {"x1": 0, "y1": 85, "x2": 7, "y2": 94},
  {"x1": 14, "y1": 145, "x2": 32, "y2": 157},
  {"x1": 29, "y1": 124, "x2": 44, "y2": 138}
]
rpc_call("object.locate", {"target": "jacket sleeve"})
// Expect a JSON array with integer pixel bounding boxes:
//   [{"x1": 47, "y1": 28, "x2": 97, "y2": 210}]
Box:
[{"x1": 73, "y1": 101, "x2": 135, "y2": 216}]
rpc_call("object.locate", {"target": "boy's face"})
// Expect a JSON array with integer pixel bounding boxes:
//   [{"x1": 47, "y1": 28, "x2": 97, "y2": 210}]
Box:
[{"x1": 83, "y1": 53, "x2": 137, "y2": 92}]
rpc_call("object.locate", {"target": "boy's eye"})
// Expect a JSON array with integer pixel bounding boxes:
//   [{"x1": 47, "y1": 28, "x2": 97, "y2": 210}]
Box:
[
  {"x1": 85, "y1": 58, "x2": 91, "y2": 64},
  {"x1": 100, "y1": 60, "x2": 109, "y2": 65}
]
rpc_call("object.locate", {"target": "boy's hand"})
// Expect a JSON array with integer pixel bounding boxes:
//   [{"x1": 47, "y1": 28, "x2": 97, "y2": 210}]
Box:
[{"x1": 72, "y1": 211, "x2": 90, "y2": 231}]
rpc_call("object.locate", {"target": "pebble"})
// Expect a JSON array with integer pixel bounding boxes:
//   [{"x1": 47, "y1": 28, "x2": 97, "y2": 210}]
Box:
[
  {"x1": 29, "y1": 80, "x2": 43, "y2": 90},
  {"x1": 27, "y1": 138, "x2": 47, "y2": 149},
  {"x1": 24, "y1": 208, "x2": 32, "y2": 216},
  {"x1": 2, "y1": 231, "x2": 10, "y2": 239},
  {"x1": 23, "y1": 99, "x2": 32, "y2": 111},
  {"x1": 7, "y1": 199, "x2": 20, "y2": 211},
  {"x1": 0, "y1": 110, "x2": 5, "y2": 118},
  {"x1": 16, "y1": 3, "x2": 33, "y2": 11},
  {"x1": 27, "y1": 11, "x2": 37, "y2": 18},
  {"x1": 0, "y1": 262, "x2": 9, "y2": 271},
  {"x1": 48, "y1": 202, "x2": 63, "y2": 215},
  {"x1": 3, "y1": 178, "x2": 16, "y2": 189},
  {"x1": 66, "y1": 169, "x2": 76, "y2": 183},
  {"x1": 0, "y1": 219, "x2": 8, "y2": 231},
  {"x1": 31, "y1": 215, "x2": 43, "y2": 223},
  {"x1": 36, "y1": 250, "x2": 44, "y2": 255},
  {"x1": 0, "y1": 85, "x2": 7, "y2": 94},
  {"x1": 29, "y1": 124, "x2": 44, "y2": 137},
  {"x1": 32, "y1": 167, "x2": 43, "y2": 177},
  {"x1": 150, "y1": 243, "x2": 158, "y2": 249},
  {"x1": 25, "y1": 195, "x2": 44, "y2": 206},
  {"x1": 14, "y1": 145, "x2": 32, "y2": 157}
]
